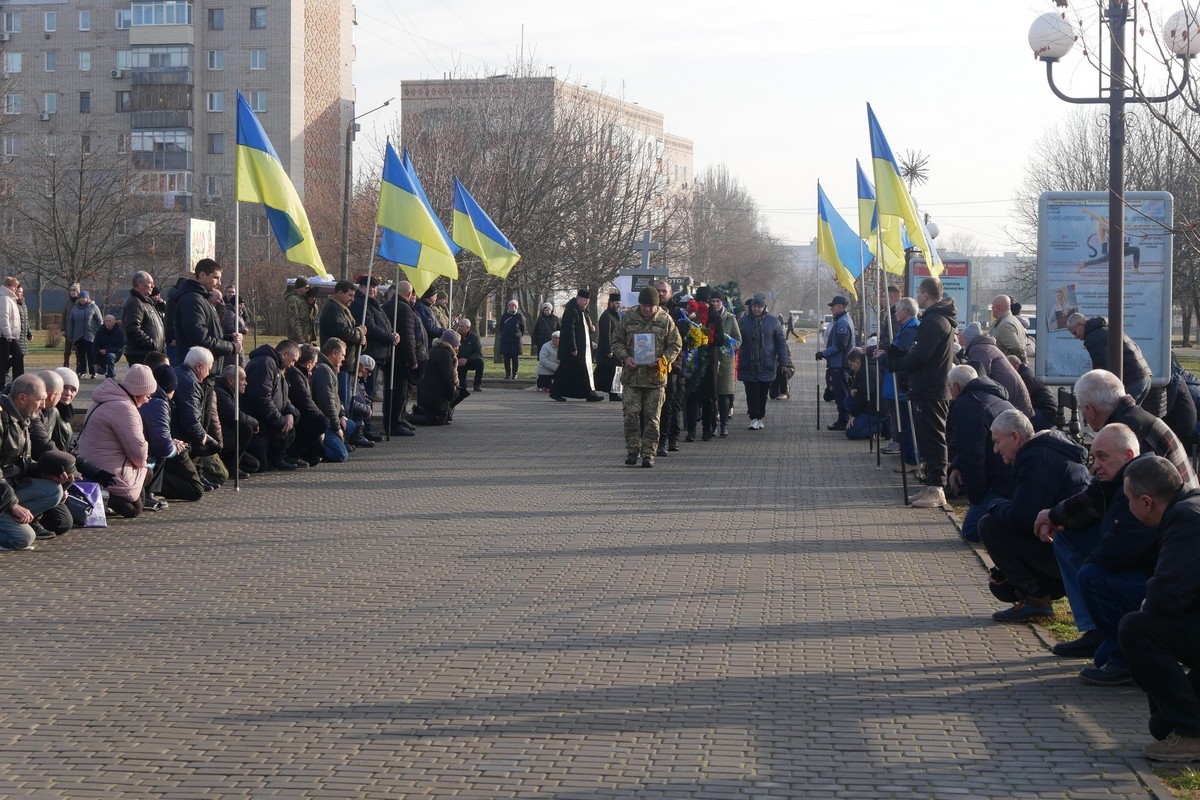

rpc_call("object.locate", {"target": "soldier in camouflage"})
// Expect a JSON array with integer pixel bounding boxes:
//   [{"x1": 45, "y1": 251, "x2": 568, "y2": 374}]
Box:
[{"x1": 610, "y1": 286, "x2": 684, "y2": 467}]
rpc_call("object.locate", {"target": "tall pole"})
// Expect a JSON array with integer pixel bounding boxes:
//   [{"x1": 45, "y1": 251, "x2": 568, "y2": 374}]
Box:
[
  {"x1": 340, "y1": 98, "x2": 394, "y2": 281},
  {"x1": 1106, "y1": 1, "x2": 1127, "y2": 376}
]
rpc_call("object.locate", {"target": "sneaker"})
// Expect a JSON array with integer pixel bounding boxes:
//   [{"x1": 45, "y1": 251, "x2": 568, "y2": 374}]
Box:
[
  {"x1": 641, "y1": 457, "x2": 653, "y2": 468},
  {"x1": 991, "y1": 600, "x2": 1056, "y2": 623},
  {"x1": 748, "y1": 420, "x2": 758, "y2": 430},
  {"x1": 719, "y1": 422, "x2": 728, "y2": 438},
  {"x1": 757, "y1": 419, "x2": 766, "y2": 430},
  {"x1": 777, "y1": 393, "x2": 789, "y2": 400},
  {"x1": 911, "y1": 486, "x2": 947, "y2": 508},
  {"x1": 1079, "y1": 663, "x2": 1133, "y2": 686},
  {"x1": 145, "y1": 497, "x2": 169, "y2": 512},
  {"x1": 30, "y1": 520, "x2": 54, "y2": 540},
  {"x1": 894, "y1": 462, "x2": 919, "y2": 474},
  {"x1": 1052, "y1": 630, "x2": 1104, "y2": 658},
  {"x1": 625, "y1": 452, "x2": 639, "y2": 466},
  {"x1": 1144, "y1": 732, "x2": 1200, "y2": 762},
  {"x1": 879, "y1": 442, "x2": 902, "y2": 455}
]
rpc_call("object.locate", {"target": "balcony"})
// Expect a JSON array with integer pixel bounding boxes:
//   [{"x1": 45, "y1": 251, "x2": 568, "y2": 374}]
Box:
[
  {"x1": 131, "y1": 110, "x2": 193, "y2": 129},
  {"x1": 132, "y1": 68, "x2": 193, "y2": 87}
]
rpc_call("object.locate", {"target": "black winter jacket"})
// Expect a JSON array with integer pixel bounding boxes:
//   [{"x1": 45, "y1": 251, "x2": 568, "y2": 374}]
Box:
[
  {"x1": 350, "y1": 292, "x2": 395, "y2": 364},
  {"x1": 948, "y1": 378, "x2": 1016, "y2": 505},
  {"x1": 1082, "y1": 316, "x2": 1150, "y2": 386},
  {"x1": 244, "y1": 344, "x2": 298, "y2": 433},
  {"x1": 888, "y1": 298, "x2": 957, "y2": 401},
  {"x1": 173, "y1": 278, "x2": 236, "y2": 359},
  {"x1": 121, "y1": 288, "x2": 165, "y2": 360},
  {"x1": 1143, "y1": 487, "x2": 1200, "y2": 615},
  {"x1": 987, "y1": 430, "x2": 1090, "y2": 534}
]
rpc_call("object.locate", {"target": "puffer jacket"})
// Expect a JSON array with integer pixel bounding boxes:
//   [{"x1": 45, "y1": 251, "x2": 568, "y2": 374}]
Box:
[
  {"x1": 987, "y1": 430, "x2": 1090, "y2": 534},
  {"x1": 947, "y1": 377, "x2": 1015, "y2": 505},
  {"x1": 736, "y1": 311, "x2": 788, "y2": 383},
  {"x1": 611, "y1": 306, "x2": 684, "y2": 388},
  {"x1": 121, "y1": 288, "x2": 166, "y2": 360},
  {"x1": 67, "y1": 301, "x2": 103, "y2": 343},
  {"x1": 76, "y1": 379, "x2": 148, "y2": 502},
  {"x1": 173, "y1": 278, "x2": 236, "y2": 359},
  {"x1": 244, "y1": 344, "x2": 298, "y2": 433},
  {"x1": 889, "y1": 298, "x2": 958, "y2": 401}
]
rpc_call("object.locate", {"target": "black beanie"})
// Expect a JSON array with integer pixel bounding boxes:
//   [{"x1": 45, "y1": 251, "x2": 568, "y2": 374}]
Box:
[{"x1": 152, "y1": 363, "x2": 178, "y2": 395}]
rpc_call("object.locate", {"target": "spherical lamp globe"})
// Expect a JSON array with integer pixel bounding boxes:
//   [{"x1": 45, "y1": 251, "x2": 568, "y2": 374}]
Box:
[
  {"x1": 1165, "y1": 8, "x2": 1200, "y2": 57},
  {"x1": 1029, "y1": 12, "x2": 1076, "y2": 61}
]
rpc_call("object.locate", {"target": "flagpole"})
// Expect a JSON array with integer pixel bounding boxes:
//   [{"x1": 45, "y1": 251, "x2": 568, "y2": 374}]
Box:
[
  {"x1": 350, "y1": 223, "x2": 381, "y2": 418},
  {"x1": 859, "y1": 244, "x2": 871, "y2": 455},
  {"x1": 385, "y1": 263, "x2": 401, "y2": 442},
  {"x1": 877, "y1": 227, "x2": 910, "y2": 504},
  {"x1": 233, "y1": 200, "x2": 241, "y2": 491}
]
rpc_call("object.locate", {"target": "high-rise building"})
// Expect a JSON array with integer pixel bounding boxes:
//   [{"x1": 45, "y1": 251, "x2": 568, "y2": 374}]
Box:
[{"x1": 0, "y1": 0, "x2": 355, "y2": 267}]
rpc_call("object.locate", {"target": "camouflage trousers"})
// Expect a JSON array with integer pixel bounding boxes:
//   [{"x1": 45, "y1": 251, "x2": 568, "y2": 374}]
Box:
[{"x1": 623, "y1": 385, "x2": 667, "y2": 457}]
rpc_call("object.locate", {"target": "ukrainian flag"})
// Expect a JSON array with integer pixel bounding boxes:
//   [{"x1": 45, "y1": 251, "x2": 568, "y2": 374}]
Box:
[
  {"x1": 235, "y1": 92, "x2": 328, "y2": 276},
  {"x1": 451, "y1": 178, "x2": 521, "y2": 279},
  {"x1": 816, "y1": 182, "x2": 872, "y2": 301},
  {"x1": 376, "y1": 141, "x2": 459, "y2": 279},
  {"x1": 856, "y1": 160, "x2": 907, "y2": 275},
  {"x1": 867, "y1": 103, "x2": 943, "y2": 277}
]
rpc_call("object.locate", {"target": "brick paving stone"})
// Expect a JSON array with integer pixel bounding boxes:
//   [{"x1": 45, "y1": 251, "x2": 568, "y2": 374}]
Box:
[{"x1": 0, "y1": 346, "x2": 1159, "y2": 797}]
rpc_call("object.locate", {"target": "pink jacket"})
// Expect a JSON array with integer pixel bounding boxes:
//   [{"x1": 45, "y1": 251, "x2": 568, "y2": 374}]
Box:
[{"x1": 77, "y1": 379, "x2": 149, "y2": 502}]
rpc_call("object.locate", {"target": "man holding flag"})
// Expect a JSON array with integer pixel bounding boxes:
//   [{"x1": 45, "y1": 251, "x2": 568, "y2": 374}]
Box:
[{"x1": 816, "y1": 295, "x2": 855, "y2": 431}]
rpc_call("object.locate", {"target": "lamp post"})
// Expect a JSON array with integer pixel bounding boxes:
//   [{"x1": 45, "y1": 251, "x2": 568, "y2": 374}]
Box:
[
  {"x1": 340, "y1": 97, "x2": 394, "y2": 281},
  {"x1": 1030, "y1": 3, "x2": 1195, "y2": 377}
]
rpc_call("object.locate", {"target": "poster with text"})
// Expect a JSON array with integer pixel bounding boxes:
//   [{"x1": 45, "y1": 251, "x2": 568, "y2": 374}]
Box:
[
  {"x1": 185, "y1": 218, "x2": 217, "y2": 274},
  {"x1": 1035, "y1": 192, "x2": 1172, "y2": 386}
]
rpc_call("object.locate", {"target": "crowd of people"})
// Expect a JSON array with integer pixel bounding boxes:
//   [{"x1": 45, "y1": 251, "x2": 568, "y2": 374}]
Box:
[
  {"x1": 7, "y1": 263, "x2": 1200, "y2": 763},
  {"x1": 820, "y1": 276, "x2": 1200, "y2": 763}
]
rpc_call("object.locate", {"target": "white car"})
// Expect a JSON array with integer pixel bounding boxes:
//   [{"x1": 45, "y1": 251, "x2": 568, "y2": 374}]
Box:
[{"x1": 818, "y1": 314, "x2": 833, "y2": 337}]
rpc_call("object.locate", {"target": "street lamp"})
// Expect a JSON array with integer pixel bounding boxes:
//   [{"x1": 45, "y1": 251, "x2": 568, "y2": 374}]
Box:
[
  {"x1": 340, "y1": 97, "x2": 394, "y2": 281},
  {"x1": 1030, "y1": 3, "x2": 1194, "y2": 377}
]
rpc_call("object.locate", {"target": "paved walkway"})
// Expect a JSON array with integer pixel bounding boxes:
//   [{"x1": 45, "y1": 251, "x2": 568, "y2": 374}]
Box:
[{"x1": 0, "y1": 346, "x2": 1166, "y2": 798}]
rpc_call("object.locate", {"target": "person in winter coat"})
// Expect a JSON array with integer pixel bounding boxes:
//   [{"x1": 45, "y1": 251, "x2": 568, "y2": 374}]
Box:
[
  {"x1": 350, "y1": 275, "x2": 399, "y2": 418},
  {"x1": 284, "y1": 277, "x2": 316, "y2": 345},
  {"x1": 93, "y1": 316, "x2": 125, "y2": 379},
  {"x1": 816, "y1": 294, "x2": 855, "y2": 430},
  {"x1": 498, "y1": 300, "x2": 526, "y2": 379},
  {"x1": 66, "y1": 291, "x2": 104, "y2": 378},
  {"x1": 382, "y1": 281, "x2": 421, "y2": 436},
  {"x1": 167, "y1": 347, "x2": 221, "y2": 498},
  {"x1": 0, "y1": 277, "x2": 24, "y2": 385},
  {"x1": 887, "y1": 277, "x2": 958, "y2": 509},
  {"x1": 216, "y1": 364, "x2": 260, "y2": 476},
  {"x1": 455, "y1": 318, "x2": 485, "y2": 392},
  {"x1": 244, "y1": 340, "x2": 301, "y2": 471},
  {"x1": 1117, "y1": 456, "x2": 1200, "y2": 763},
  {"x1": 311, "y1": 338, "x2": 351, "y2": 463},
  {"x1": 593, "y1": 293, "x2": 623, "y2": 400},
  {"x1": 1068, "y1": 314, "x2": 1152, "y2": 404},
  {"x1": 171, "y1": 259, "x2": 242, "y2": 368},
  {"x1": 137, "y1": 362, "x2": 183, "y2": 510},
  {"x1": 979, "y1": 410, "x2": 1093, "y2": 623},
  {"x1": 946, "y1": 365, "x2": 1016, "y2": 542},
  {"x1": 283, "y1": 344, "x2": 330, "y2": 466},
  {"x1": 531, "y1": 302, "x2": 560, "y2": 357},
  {"x1": 876, "y1": 297, "x2": 920, "y2": 464},
  {"x1": 699, "y1": 291, "x2": 742, "y2": 441},
  {"x1": 609, "y1": 287, "x2": 683, "y2": 467},
  {"x1": 411, "y1": 330, "x2": 467, "y2": 426},
  {"x1": 121, "y1": 271, "x2": 166, "y2": 365},
  {"x1": 1038, "y1": 424, "x2": 1156, "y2": 684},
  {"x1": 737, "y1": 293, "x2": 789, "y2": 432},
  {"x1": 1162, "y1": 354, "x2": 1198, "y2": 454},
  {"x1": 77, "y1": 364, "x2": 157, "y2": 518},
  {"x1": 60, "y1": 283, "x2": 80, "y2": 369},
  {"x1": 1008, "y1": 355, "x2": 1057, "y2": 431},
  {"x1": 552, "y1": 291, "x2": 601, "y2": 400},
  {"x1": 990, "y1": 294, "x2": 1028, "y2": 363},
  {"x1": 318, "y1": 279, "x2": 367, "y2": 407},
  {"x1": 959, "y1": 322, "x2": 1033, "y2": 418},
  {"x1": 843, "y1": 349, "x2": 888, "y2": 441},
  {"x1": 536, "y1": 332, "x2": 560, "y2": 391}
]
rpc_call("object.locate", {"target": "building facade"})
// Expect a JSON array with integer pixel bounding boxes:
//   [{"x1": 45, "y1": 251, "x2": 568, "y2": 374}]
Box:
[{"x1": 0, "y1": 0, "x2": 354, "y2": 268}]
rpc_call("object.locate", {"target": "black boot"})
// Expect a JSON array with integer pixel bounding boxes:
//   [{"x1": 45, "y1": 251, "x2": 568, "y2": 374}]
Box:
[
  {"x1": 656, "y1": 437, "x2": 668, "y2": 457},
  {"x1": 667, "y1": 437, "x2": 679, "y2": 452},
  {"x1": 685, "y1": 427, "x2": 696, "y2": 443},
  {"x1": 719, "y1": 421, "x2": 728, "y2": 438}
]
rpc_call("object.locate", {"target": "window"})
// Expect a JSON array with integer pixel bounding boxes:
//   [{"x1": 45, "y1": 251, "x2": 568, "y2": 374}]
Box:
[
  {"x1": 44, "y1": 52, "x2": 56, "y2": 72},
  {"x1": 79, "y1": 10, "x2": 90, "y2": 31},
  {"x1": 116, "y1": 50, "x2": 132, "y2": 70},
  {"x1": 81, "y1": 135, "x2": 92, "y2": 155},
  {"x1": 43, "y1": 136, "x2": 57, "y2": 155},
  {"x1": 131, "y1": 129, "x2": 193, "y2": 169},
  {"x1": 78, "y1": 51, "x2": 91, "y2": 72},
  {"x1": 44, "y1": 93, "x2": 57, "y2": 114},
  {"x1": 3, "y1": 135, "x2": 20, "y2": 158},
  {"x1": 115, "y1": 10, "x2": 132, "y2": 29},
  {"x1": 115, "y1": 91, "x2": 133, "y2": 112},
  {"x1": 208, "y1": 133, "x2": 224, "y2": 154},
  {"x1": 249, "y1": 49, "x2": 266, "y2": 70},
  {"x1": 3, "y1": 12, "x2": 22, "y2": 34},
  {"x1": 208, "y1": 8, "x2": 224, "y2": 29},
  {"x1": 248, "y1": 91, "x2": 266, "y2": 112},
  {"x1": 250, "y1": 8, "x2": 266, "y2": 29},
  {"x1": 44, "y1": 12, "x2": 56, "y2": 32},
  {"x1": 205, "y1": 175, "x2": 220, "y2": 197},
  {"x1": 116, "y1": 133, "x2": 129, "y2": 154},
  {"x1": 4, "y1": 53, "x2": 22, "y2": 74},
  {"x1": 4, "y1": 95, "x2": 21, "y2": 115},
  {"x1": 127, "y1": 46, "x2": 190, "y2": 69},
  {"x1": 80, "y1": 91, "x2": 91, "y2": 114},
  {"x1": 131, "y1": 2, "x2": 194, "y2": 27},
  {"x1": 207, "y1": 49, "x2": 224, "y2": 70},
  {"x1": 206, "y1": 91, "x2": 224, "y2": 112}
]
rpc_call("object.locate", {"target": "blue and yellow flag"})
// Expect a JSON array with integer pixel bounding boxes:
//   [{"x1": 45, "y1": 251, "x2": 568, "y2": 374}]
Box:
[
  {"x1": 816, "y1": 182, "x2": 871, "y2": 301},
  {"x1": 451, "y1": 178, "x2": 521, "y2": 279},
  {"x1": 867, "y1": 104, "x2": 943, "y2": 277},
  {"x1": 376, "y1": 142, "x2": 459, "y2": 280},
  {"x1": 855, "y1": 160, "x2": 907, "y2": 275},
  {"x1": 235, "y1": 92, "x2": 327, "y2": 276}
]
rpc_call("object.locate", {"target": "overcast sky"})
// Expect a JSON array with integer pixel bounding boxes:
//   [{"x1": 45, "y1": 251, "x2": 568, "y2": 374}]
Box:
[{"x1": 350, "y1": 0, "x2": 1184, "y2": 256}]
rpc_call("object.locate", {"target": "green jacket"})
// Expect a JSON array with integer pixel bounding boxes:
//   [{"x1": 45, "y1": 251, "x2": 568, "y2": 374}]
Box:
[
  {"x1": 610, "y1": 307, "x2": 683, "y2": 388},
  {"x1": 709, "y1": 309, "x2": 742, "y2": 395},
  {"x1": 285, "y1": 291, "x2": 316, "y2": 345}
]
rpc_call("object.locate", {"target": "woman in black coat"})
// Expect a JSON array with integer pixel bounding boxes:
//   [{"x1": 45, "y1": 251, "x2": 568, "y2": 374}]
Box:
[
  {"x1": 531, "y1": 302, "x2": 560, "y2": 357},
  {"x1": 498, "y1": 300, "x2": 526, "y2": 379}
]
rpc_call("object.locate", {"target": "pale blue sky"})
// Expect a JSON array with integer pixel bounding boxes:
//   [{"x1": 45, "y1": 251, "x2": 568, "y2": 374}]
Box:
[{"x1": 351, "y1": 0, "x2": 1186, "y2": 255}]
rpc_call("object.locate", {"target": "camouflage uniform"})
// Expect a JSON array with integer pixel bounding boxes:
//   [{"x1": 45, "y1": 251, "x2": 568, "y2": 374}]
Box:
[
  {"x1": 610, "y1": 306, "x2": 683, "y2": 461},
  {"x1": 285, "y1": 290, "x2": 316, "y2": 345}
]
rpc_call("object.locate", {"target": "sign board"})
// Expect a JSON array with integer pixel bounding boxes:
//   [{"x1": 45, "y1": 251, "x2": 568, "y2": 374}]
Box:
[
  {"x1": 185, "y1": 218, "x2": 216, "y2": 273},
  {"x1": 908, "y1": 258, "x2": 971, "y2": 329},
  {"x1": 1034, "y1": 191, "x2": 1172, "y2": 386}
]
